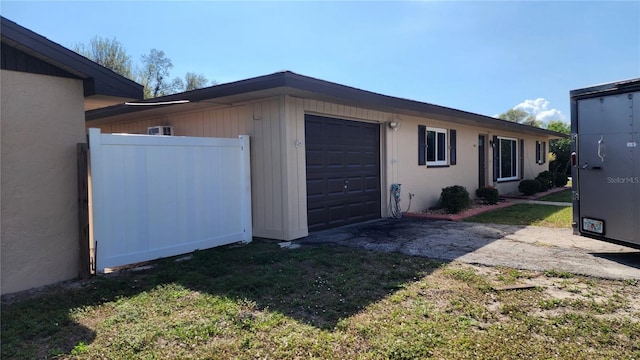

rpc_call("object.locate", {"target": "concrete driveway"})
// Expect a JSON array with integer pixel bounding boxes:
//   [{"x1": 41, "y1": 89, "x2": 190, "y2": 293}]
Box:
[{"x1": 297, "y1": 218, "x2": 640, "y2": 280}]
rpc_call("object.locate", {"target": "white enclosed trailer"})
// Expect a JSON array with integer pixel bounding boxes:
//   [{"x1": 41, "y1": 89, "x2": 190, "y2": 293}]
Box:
[{"x1": 571, "y1": 79, "x2": 640, "y2": 248}]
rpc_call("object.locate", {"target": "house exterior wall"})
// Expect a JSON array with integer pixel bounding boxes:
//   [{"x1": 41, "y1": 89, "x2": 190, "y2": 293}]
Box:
[
  {"x1": 384, "y1": 114, "x2": 550, "y2": 211},
  {"x1": 1, "y1": 70, "x2": 86, "y2": 295},
  {"x1": 285, "y1": 97, "x2": 548, "y2": 216},
  {"x1": 89, "y1": 94, "x2": 551, "y2": 242}
]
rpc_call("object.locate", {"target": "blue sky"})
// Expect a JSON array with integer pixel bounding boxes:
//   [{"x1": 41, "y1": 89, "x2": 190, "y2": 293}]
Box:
[{"x1": 2, "y1": 1, "x2": 639, "y2": 124}]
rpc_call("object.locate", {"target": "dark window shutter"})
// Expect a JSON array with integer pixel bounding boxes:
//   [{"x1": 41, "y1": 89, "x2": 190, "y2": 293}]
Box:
[
  {"x1": 418, "y1": 125, "x2": 426, "y2": 165},
  {"x1": 449, "y1": 129, "x2": 457, "y2": 165},
  {"x1": 519, "y1": 139, "x2": 525, "y2": 179},
  {"x1": 543, "y1": 141, "x2": 547, "y2": 163},
  {"x1": 536, "y1": 141, "x2": 541, "y2": 163}
]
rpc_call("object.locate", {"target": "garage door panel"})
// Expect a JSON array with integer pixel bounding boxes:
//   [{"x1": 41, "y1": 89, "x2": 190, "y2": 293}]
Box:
[
  {"x1": 327, "y1": 151, "x2": 345, "y2": 166},
  {"x1": 329, "y1": 205, "x2": 346, "y2": 222},
  {"x1": 328, "y1": 177, "x2": 345, "y2": 195},
  {"x1": 347, "y1": 202, "x2": 363, "y2": 217},
  {"x1": 305, "y1": 115, "x2": 381, "y2": 231},
  {"x1": 305, "y1": 150, "x2": 324, "y2": 168},
  {"x1": 306, "y1": 179, "x2": 324, "y2": 197},
  {"x1": 346, "y1": 177, "x2": 363, "y2": 192},
  {"x1": 307, "y1": 208, "x2": 325, "y2": 226},
  {"x1": 305, "y1": 121, "x2": 324, "y2": 139},
  {"x1": 327, "y1": 122, "x2": 344, "y2": 133},
  {"x1": 362, "y1": 151, "x2": 378, "y2": 164}
]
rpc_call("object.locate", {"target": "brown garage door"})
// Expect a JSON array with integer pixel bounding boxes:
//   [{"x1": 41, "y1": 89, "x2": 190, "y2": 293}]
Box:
[{"x1": 305, "y1": 114, "x2": 381, "y2": 231}]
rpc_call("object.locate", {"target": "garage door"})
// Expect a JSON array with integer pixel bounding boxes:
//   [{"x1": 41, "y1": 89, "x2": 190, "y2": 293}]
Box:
[{"x1": 305, "y1": 115, "x2": 381, "y2": 231}]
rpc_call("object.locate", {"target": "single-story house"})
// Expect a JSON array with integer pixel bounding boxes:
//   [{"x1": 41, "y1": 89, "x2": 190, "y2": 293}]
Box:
[
  {"x1": 1, "y1": 16, "x2": 143, "y2": 295},
  {"x1": 87, "y1": 71, "x2": 565, "y2": 241}
]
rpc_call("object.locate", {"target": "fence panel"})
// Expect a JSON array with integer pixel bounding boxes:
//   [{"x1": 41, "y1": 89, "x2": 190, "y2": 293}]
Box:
[{"x1": 88, "y1": 128, "x2": 251, "y2": 272}]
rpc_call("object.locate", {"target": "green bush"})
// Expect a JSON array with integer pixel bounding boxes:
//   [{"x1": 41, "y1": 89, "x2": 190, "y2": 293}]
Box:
[
  {"x1": 519, "y1": 179, "x2": 542, "y2": 196},
  {"x1": 536, "y1": 171, "x2": 555, "y2": 190},
  {"x1": 476, "y1": 187, "x2": 499, "y2": 205},
  {"x1": 536, "y1": 176, "x2": 551, "y2": 192},
  {"x1": 439, "y1": 185, "x2": 471, "y2": 214},
  {"x1": 554, "y1": 172, "x2": 569, "y2": 187}
]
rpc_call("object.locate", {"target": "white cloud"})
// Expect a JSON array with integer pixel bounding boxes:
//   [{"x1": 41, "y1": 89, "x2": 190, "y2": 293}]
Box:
[
  {"x1": 536, "y1": 108, "x2": 564, "y2": 122},
  {"x1": 513, "y1": 98, "x2": 565, "y2": 123},
  {"x1": 514, "y1": 98, "x2": 548, "y2": 114}
]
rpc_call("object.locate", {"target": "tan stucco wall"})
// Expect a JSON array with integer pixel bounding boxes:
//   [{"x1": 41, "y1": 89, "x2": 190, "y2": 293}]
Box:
[
  {"x1": 1, "y1": 70, "x2": 86, "y2": 295},
  {"x1": 385, "y1": 115, "x2": 550, "y2": 212}
]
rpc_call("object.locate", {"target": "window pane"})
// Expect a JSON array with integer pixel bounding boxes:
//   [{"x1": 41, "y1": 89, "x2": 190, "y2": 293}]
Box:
[
  {"x1": 437, "y1": 132, "x2": 446, "y2": 161},
  {"x1": 500, "y1": 139, "x2": 513, "y2": 178},
  {"x1": 426, "y1": 130, "x2": 435, "y2": 162}
]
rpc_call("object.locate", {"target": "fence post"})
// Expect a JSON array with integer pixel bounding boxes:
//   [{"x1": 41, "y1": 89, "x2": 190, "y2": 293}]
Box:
[
  {"x1": 77, "y1": 142, "x2": 90, "y2": 279},
  {"x1": 239, "y1": 135, "x2": 252, "y2": 243}
]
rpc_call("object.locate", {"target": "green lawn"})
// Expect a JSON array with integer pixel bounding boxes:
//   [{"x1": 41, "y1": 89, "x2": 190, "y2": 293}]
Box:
[
  {"x1": 537, "y1": 189, "x2": 573, "y2": 203},
  {"x1": 465, "y1": 203, "x2": 572, "y2": 228},
  {"x1": 2, "y1": 241, "x2": 638, "y2": 359}
]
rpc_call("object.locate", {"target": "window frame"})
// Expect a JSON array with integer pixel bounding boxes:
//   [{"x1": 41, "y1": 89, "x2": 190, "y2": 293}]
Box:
[
  {"x1": 536, "y1": 140, "x2": 547, "y2": 165},
  {"x1": 498, "y1": 136, "x2": 519, "y2": 181},
  {"x1": 426, "y1": 127, "x2": 448, "y2": 167}
]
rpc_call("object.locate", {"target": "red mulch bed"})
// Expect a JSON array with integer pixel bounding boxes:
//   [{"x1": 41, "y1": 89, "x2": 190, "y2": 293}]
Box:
[{"x1": 404, "y1": 186, "x2": 570, "y2": 221}]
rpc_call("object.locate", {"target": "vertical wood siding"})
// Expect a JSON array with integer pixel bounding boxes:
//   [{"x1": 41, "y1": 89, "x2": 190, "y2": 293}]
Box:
[{"x1": 90, "y1": 98, "x2": 288, "y2": 240}]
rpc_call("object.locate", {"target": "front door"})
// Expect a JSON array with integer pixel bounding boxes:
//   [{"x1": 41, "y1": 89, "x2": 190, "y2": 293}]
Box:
[{"x1": 478, "y1": 135, "x2": 486, "y2": 188}]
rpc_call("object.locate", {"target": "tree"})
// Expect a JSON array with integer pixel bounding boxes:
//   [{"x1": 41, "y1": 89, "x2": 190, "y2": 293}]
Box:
[
  {"x1": 74, "y1": 36, "x2": 133, "y2": 79},
  {"x1": 183, "y1": 72, "x2": 212, "y2": 91},
  {"x1": 137, "y1": 49, "x2": 180, "y2": 98},
  {"x1": 171, "y1": 72, "x2": 216, "y2": 93},
  {"x1": 546, "y1": 120, "x2": 571, "y2": 175},
  {"x1": 77, "y1": 37, "x2": 216, "y2": 98},
  {"x1": 498, "y1": 109, "x2": 543, "y2": 128}
]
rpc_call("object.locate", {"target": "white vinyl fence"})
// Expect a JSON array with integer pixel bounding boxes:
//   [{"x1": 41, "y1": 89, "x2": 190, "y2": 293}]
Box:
[{"x1": 88, "y1": 128, "x2": 251, "y2": 272}]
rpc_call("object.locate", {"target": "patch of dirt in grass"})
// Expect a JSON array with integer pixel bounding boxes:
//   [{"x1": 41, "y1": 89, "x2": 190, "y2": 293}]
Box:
[{"x1": 465, "y1": 263, "x2": 640, "y2": 321}]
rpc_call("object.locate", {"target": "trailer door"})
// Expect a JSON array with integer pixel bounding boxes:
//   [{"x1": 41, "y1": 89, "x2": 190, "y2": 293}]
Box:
[{"x1": 576, "y1": 92, "x2": 639, "y2": 245}]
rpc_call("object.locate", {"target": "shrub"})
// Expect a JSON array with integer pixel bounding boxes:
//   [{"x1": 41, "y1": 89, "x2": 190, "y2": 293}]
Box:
[
  {"x1": 519, "y1": 179, "x2": 541, "y2": 196},
  {"x1": 476, "y1": 186, "x2": 499, "y2": 205},
  {"x1": 536, "y1": 176, "x2": 551, "y2": 192},
  {"x1": 439, "y1": 185, "x2": 471, "y2": 214},
  {"x1": 554, "y1": 172, "x2": 569, "y2": 187},
  {"x1": 536, "y1": 171, "x2": 555, "y2": 190}
]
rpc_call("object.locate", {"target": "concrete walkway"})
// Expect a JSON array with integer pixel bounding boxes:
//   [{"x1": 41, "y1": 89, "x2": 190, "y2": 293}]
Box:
[{"x1": 512, "y1": 199, "x2": 571, "y2": 207}]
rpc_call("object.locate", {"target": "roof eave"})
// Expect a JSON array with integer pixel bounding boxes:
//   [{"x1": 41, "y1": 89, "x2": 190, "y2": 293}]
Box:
[
  {"x1": 1, "y1": 16, "x2": 143, "y2": 100},
  {"x1": 86, "y1": 71, "x2": 567, "y2": 138}
]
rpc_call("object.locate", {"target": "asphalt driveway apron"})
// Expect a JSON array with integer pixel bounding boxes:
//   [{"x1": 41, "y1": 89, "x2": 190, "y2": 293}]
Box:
[{"x1": 297, "y1": 218, "x2": 640, "y2": 280}]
